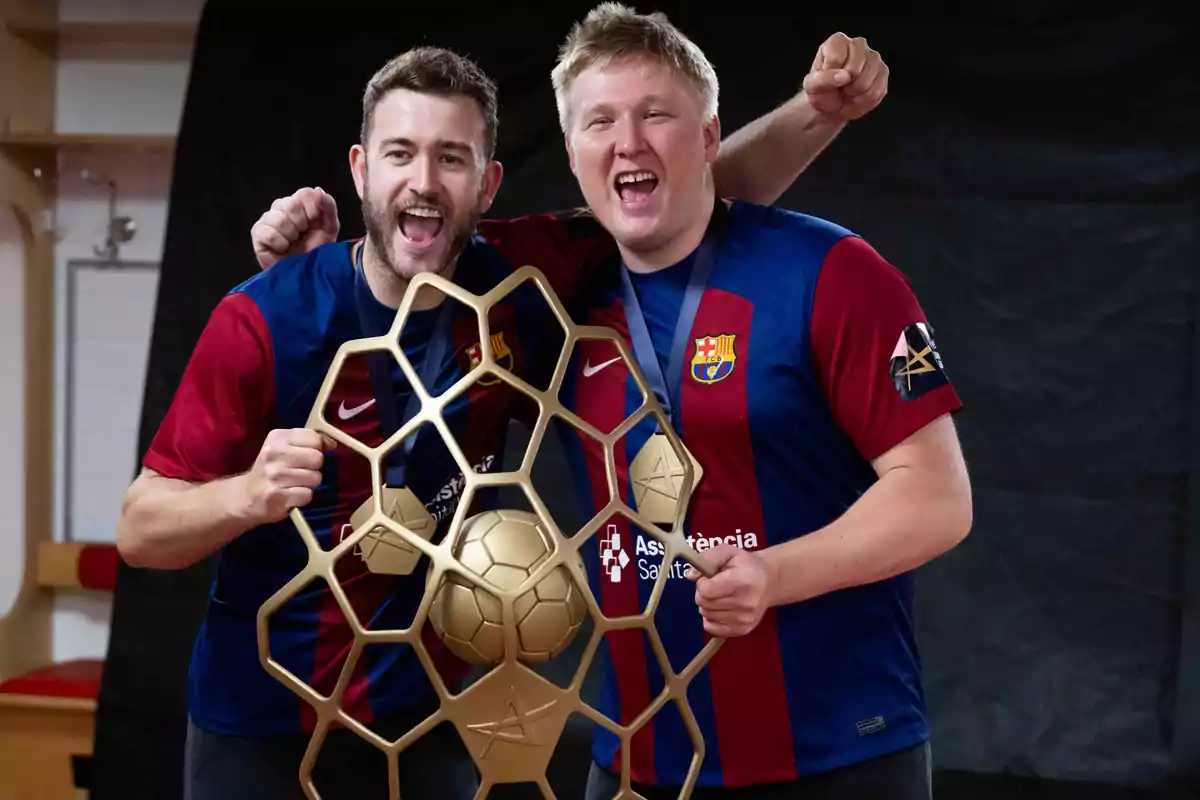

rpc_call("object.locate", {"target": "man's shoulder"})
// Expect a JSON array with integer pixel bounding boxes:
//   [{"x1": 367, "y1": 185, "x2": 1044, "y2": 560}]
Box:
[
  {"x1": 729, "y1": 200, "x2": 858, "y2": 251},
  {"x1": 230, "y1": 240, "x2": 355, "y2": 310},
  {"x1": 726, "y1": 200, "x2": 876, "y2": 288},
  {"x1": 215, "y1": 240, "x2": 357, "y2": 367}
]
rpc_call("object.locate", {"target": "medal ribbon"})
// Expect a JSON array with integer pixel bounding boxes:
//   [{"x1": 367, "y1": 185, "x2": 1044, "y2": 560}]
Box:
[
  {"x1": 354, "y1": 243, "x2": 455, "y2": 487},
  {"x1": 618, "y1": 199, "x2": 730, "y2": 430}
]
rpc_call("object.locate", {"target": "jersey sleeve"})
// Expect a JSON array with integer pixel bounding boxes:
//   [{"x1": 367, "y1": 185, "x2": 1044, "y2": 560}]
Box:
[
  {"x1": 142, "y1": 292, "x2": 276, "y2": 482},
  {"x1": 476, "y1": 209, "x2": 617, "y2": 303},
  {"x1": 810, "y1": 236, "x2": 962, "y2": 462}
]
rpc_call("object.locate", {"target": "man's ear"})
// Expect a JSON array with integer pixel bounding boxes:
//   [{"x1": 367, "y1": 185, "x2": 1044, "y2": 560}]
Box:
[
  {"x1": 703, "y1": 114, "x2": 722, "y2": 164},
  {"x1": 477, "y1": 160, "x2": 505, "y2": 214},
  {"x1": 349, "y1": 144, "x2": 367, "y2": 199},
  {"x1": 565, "y1": 135, "x2": 578, "y2": 177}
]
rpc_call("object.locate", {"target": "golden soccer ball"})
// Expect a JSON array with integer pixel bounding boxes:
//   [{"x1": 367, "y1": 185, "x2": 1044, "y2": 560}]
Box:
[{"x1": 428, "y1": 509, "x2": 588, "y2": 665}]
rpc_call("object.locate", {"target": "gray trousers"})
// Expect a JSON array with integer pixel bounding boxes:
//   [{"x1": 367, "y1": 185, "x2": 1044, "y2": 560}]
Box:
[
  {"x1": 584, "y1": 741, "x2": 932, "y2": 800},
  {"x1": 183, "y1": 712, "x2": 477, "y2": 800}
]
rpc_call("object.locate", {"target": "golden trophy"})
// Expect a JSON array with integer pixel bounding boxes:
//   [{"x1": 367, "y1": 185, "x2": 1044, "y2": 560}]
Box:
[{"x1": 257, "y1": 265, "x2": 721, "y2": 799}]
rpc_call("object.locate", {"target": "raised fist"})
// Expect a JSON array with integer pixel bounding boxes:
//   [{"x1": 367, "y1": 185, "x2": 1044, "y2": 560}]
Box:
[
  {"x1": 802, "y1": 33, "x2": 889, "y2": 122},
  {"x1": 251, "y1": 187, "x2": 341, "y2": 270},
  {"x1": 241, "y1": 428, "x2": 336, "y2": 524}
]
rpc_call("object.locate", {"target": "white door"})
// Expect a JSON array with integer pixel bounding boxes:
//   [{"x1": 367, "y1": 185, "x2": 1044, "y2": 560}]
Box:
[{"x1": 0, "y1": 205, "x2": 26, "y2": 620}]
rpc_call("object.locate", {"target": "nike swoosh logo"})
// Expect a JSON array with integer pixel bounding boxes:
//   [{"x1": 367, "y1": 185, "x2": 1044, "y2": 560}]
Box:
[
  {"x1": 582, "y1": 356, "x2": 621, "y2": 378},
  {"x1": 337, "y1": 398, "x2": 376, "y2": 420}
]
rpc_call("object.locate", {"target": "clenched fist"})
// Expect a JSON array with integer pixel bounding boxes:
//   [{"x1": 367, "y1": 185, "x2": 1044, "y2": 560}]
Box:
[
  {"x1": 251, "y1": 187, "x2": 341, "y2": 270},
  {"x1": 241, "y1": 428, "x2": 336, "y2": 524},
  {"x1": 687, "y1": 544, "x2": 777, "y2": 638},
  {"x1": 802, "y1": 32, "x2": 889, "y2": 122}
]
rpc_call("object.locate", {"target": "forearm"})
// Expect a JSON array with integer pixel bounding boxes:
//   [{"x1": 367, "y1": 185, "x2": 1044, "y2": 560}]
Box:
[
  {"x1": 712, "y1": 92, "x2": 845, "y2": 206},
  {"x1": 116, "y1": 470, "x2": 257, "y2": 570},
  {"x1": 765, "y1": 465, "x2": 972, "y2": 606}
]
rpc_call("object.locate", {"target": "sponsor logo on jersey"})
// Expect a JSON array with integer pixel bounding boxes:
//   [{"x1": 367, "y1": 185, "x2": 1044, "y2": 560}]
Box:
[
  {"x1": 598, "y1": 524, "x2": 761, "y2": 582},
  {"x1": 582, "y1": 356, "x2": 621, "y2": 378},
  {"x1": 599, "y1": 525, "x2": 631, "y2": 582},
  {"x1": 691, "y1": 333, "x2": 737, "y2": 384},
  {"x1": 338, "y1": 453, "x2": 496, "y2": 543},
  {"x1": 427, "y1": 453, "x2": 497, "y2": 523},
  {"x1": 337, "y1": 398, "x2": 376, "y2": 420},
  {"x1": 467, "y1": 332, "x2": 514, "y2": 386},
  {"x1": 889, "y1": 322, "x2": 949, "y2": 401}
]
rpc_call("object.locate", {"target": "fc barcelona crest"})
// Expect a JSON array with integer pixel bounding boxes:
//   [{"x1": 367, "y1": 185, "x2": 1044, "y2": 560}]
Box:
[
  {"x1": 691, "y1": 334, "x2": 737, "y2": 384},
  {"x1": 467, "y1": 332, "x2": 514, "y2": 385}
]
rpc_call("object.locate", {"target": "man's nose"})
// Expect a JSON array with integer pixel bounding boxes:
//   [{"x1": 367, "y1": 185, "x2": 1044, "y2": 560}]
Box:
[
  {"x1": 407, "y1": 154, "x2": 439, "y2": 195},
  {"x1": 613, "y1": 116, "x2": 648, "y2": 159}
]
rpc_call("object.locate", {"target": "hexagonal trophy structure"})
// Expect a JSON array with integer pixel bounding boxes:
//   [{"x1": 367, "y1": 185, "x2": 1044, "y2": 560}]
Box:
[{"x1": 257, "y1": 265, "x2": 723, "y2": 799}]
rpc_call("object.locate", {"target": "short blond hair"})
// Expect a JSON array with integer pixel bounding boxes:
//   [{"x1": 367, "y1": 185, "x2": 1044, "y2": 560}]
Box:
[{"x1": 550, "y1": 3, "x2": 719, "y2": 132}]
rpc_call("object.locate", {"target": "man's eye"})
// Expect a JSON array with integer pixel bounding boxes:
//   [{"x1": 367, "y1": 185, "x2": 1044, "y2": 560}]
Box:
[
  {"x1": 440, "y1": 154, "x2": 464, "y2": 166},
  {"x1": 587, "y1": 117, "x2": 613, "y2": 128}
]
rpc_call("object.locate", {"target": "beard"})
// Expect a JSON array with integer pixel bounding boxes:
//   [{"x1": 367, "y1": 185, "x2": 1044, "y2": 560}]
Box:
[{"x1": 361, "y1": 176, "x2": 481, "y2": 281}]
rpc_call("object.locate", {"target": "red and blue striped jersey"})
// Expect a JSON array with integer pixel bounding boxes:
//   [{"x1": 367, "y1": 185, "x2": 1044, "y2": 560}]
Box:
[
  {"x1": 558, "y1": 201, "x2": 962, "y2": 787},
  {"x1": 143, "y1": 212, "x2": 615, "y2": 736}
]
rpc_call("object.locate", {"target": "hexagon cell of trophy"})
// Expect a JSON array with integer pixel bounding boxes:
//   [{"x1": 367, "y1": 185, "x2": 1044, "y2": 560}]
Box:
[{"x1": 256, "y1": 265, "x2": 722, "y2": 800}]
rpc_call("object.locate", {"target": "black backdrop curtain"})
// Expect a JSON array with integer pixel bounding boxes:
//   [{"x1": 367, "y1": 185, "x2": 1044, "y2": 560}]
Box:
[{"x1": 91, "y1": 2, "x2": 1200, "y2": 798}]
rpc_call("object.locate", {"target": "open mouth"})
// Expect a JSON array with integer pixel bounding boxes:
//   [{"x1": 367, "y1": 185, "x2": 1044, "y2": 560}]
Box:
[
  {"x1": 397, "y1": 205, "x2": 444, "y2": 244},
  {"x1": 615, "y1": 170, "x2": 659, "y2": 205}
]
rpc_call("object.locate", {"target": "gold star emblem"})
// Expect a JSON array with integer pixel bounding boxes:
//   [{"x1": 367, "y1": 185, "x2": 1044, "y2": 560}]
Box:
[
  {"x1": 465, "y1": 683, "x2": 558, "y2": 759},
  {"x1": 450, "y1": 663, "x2": 569, "y2": 784},
  {"x1": 345, "y1": 486, "x2": 435, "y2": 575},
  {"x1": 629, "y1": 432, "x2": 703, "y2": 525}
]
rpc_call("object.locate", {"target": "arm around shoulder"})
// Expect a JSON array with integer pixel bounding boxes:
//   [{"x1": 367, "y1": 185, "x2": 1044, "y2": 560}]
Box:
[
  {"x1": 711, "y1": 33, "x2": 889, "y2": 206},
  {"x1": 712, "y1": 92, "x2": 845, "y2": 206}
]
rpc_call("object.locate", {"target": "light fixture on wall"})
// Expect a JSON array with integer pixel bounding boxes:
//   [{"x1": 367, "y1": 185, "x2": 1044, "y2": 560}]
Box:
[{"x1": 81, "y1": 168, "x2": 137, "y2": 262}]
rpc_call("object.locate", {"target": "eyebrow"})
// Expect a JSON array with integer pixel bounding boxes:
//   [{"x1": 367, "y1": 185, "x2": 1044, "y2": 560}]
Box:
[
  {"x1": 580, "y1": 95, "x2": 669, "y2": 118},
  {"x1": 579, "y1": 102, "x2": 613, "y2": 118},
  {"x1": 378, "y1": 136, "x2": 474, "y2": 151}
]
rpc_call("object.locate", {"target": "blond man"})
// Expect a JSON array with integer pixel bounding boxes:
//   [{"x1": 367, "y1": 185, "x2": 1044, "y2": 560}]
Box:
[{"x1": 547, "y1": 5, "x2": 968, "y2": 799}]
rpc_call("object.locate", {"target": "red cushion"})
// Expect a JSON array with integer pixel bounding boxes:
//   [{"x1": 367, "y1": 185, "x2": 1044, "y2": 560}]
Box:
[
  {"x1": 78, "y1": 544, "x2": 120, "y2": 591},
  {"x1": 0, "y1": 659, "x2": 104, "y2": 699}
]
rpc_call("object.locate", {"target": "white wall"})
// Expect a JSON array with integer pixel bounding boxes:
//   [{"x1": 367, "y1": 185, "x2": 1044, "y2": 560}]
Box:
[
  {"x1": 49, "y1": 0, "x2": 205, "y2": 662},
  {"x1": 0, "y1": 207, "x2": 25, "y2": 621}
]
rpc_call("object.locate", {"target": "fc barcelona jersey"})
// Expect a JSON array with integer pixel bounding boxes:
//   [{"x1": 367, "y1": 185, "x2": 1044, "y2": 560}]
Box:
[
  {"x1": 143, "y1": 212, "x2": 614, "y2": 736},
  {"x1": 558, "y1": 200, "x2": 963, "y2": 787}
]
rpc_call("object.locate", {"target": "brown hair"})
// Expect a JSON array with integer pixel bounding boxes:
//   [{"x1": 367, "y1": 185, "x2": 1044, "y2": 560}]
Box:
[
  {"x1": 361, "y1": 46, "x2": 499, "y2": 159},
  {"x1": 550, "y1": 2, "x2": 719, "y2": 132}
]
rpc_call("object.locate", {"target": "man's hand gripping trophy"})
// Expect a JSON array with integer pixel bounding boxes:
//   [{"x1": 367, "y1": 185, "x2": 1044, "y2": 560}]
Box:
[{"x1": 256, "y1": 265, "x2": 722, "y2": 800}]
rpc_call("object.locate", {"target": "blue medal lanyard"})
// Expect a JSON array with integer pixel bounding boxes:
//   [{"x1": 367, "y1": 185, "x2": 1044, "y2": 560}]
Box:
[
  {"x1": 618, "y1": 200, "x2": 730, "y2": 431},
  {"x1": 353, "y1": 242, "x2": 456, "y2": 487}
]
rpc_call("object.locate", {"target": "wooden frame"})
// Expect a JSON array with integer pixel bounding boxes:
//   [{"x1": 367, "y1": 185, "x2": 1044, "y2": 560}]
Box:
[
  {"x1": 0, "y1": 0, "x2": 58, "y2": 683},
  {"x1": 0, "y1": 130, "x2": 176, "y2": 149},
  {"x1": 0, "y1": 693, "x2": 95, "y2": 800},
  {"x1": 6, "y1": 19, "x2": 197, "y2": 46},
  {"x1": 0, "y1": 185, "x2": 56, "y2": 683}
]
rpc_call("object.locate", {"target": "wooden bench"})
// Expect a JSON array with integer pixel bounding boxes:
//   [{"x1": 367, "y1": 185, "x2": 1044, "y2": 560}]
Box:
[{"x1": 0, "y1": 542, "x2": 120, "y2": 800}]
